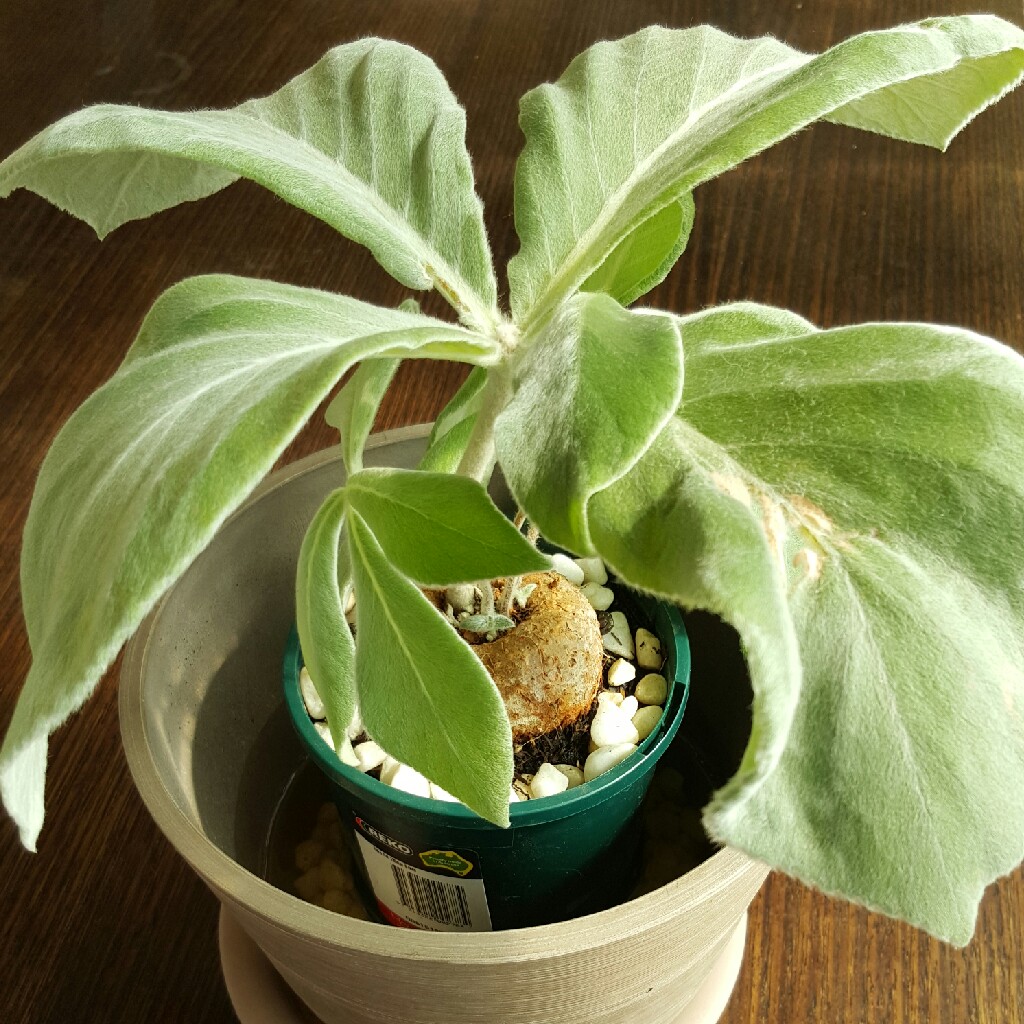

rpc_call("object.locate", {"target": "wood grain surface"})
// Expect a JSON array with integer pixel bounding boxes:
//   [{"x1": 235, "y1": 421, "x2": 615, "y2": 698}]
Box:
[{"x1": 1, "y1": 1, "x2": 1022, "y2": 1021}]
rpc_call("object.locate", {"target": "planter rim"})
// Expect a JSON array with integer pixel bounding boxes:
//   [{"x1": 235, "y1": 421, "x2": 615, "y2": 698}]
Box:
[{"x1": 119, "y1": 423, "x2": 767, "y2": 961}]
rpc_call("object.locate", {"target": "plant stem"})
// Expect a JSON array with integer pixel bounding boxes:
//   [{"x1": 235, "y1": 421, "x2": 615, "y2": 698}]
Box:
[
  {"x1": 455, "y1": 367, "x2": 511, "y2": 484},
  {"x1": 477, "y1": 580, "x2": 496, "y2": 617}
]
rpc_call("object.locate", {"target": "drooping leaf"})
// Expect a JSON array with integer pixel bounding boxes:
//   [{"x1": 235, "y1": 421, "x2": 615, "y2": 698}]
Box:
[
  {"x1": 0, "y1": 274, "x2": 498, "y2": 850},
  {"x1": 326, "y1": 359, "x2": 401, "y2": 475},
  {"x1": 589, "y1": 303, "x2": 1024, "y2": 944},
  {"x1": 296, "y1": 489, "x2": 356, "y2": 748},
  {"x1": 510, "y1": 16, "x2": 1024, "y2": 327},
  {"x1": 494, "y1": 291, "x2": 683, "y2": 553},
  {"x1": 347, "y1": 510, "x2": 513, "y2": 825},
  {"x1": 345, "y1": 467, "x2": 548, "y2": 585},
  {"x1": 580, "y1": 194, "x2": 695, "y2": 306},
  {"x1": 0, "y1": 40, "x2": 499, "y2": 331}
]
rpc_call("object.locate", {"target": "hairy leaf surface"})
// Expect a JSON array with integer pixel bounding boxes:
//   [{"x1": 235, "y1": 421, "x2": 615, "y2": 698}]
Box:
[
  {"x1": 326, "y1": 359, "x2": 401, "y2": 475},
  {"x1": 510, "y1": 16, "x2": 1024, "y2": 327},
  {"x1": 589, "y1": 303, "x2": 1024, "y2": 943},
  {"x1": 580, "y1": 194, "x2": 695, "y2": 306},
  {"x1": 296, "y1": 489, "x2": 356, "y2": 747},
  {"x1": 495, "y1": 292, "x2": 683, "y2": 553},
  {"x1": 419, "y1": 366, "x2": 487, "y2": 473},
  {"x1": 0, "y1": 40, "x2": 499, "y2": 330},
  {"x1": 0, "y1": 274, "x2": 497, "y2": 849},
  {"x1": 348, "y1": 511, "x2": 513, "y2": 825},
  {"x1": 346, "y1": 468, "x2": 548, "y2": 585}
]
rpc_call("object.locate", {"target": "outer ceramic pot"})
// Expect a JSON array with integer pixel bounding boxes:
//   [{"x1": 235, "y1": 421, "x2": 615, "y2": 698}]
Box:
[{"x1": 119, "y1": 425, "x2": 769, "y2": 1024}]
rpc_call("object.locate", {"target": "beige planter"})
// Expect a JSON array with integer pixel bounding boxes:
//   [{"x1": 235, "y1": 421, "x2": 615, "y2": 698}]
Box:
[{"x1": 119, "y1": 426, "x2": 768, "y2": 1024}]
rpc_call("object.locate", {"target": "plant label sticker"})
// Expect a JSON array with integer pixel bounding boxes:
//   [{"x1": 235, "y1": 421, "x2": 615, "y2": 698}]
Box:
[{"x1": 352, "y1": 814, "x2": 491, "y2": 931}]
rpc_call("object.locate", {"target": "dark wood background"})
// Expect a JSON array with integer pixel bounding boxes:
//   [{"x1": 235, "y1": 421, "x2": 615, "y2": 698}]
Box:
[{"x1": 2, "y1": 1, "x2": 1022, "y2": 1021}]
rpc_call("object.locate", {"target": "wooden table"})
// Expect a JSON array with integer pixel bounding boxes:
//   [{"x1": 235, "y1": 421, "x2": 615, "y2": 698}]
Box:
[{"x1": 1, "y1": 1, "x2": 1022, "y2": 1020}]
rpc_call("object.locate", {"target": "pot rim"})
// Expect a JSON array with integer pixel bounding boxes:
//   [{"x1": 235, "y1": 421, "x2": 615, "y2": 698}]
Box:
[{"x1": 119, "y1": 424, "x2": 767, "y2": 961}]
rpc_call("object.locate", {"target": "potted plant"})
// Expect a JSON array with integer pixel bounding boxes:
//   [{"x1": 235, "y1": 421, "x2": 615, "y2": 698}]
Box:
[{"x1": 2, "y1": 11, "x2": 1024, "y2": 1019}]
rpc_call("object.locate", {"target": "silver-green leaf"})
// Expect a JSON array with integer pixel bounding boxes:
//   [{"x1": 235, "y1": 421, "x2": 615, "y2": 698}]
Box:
[
  {"x1": 419, "y1": 366, "x2": 487, "y2": 474},
  {"x1": 0, "y1": 40, "x2": 499, "y2": 331},
  {"x1": 296, "y1": 489, "x2": 356, "y2": 749},
  {"x1": 0, "y1": 274, "x2": 498, "y2": 850},
  {"x1": 590, "y1": 303, "x2": 1024, "y2": 944},
  {"x1": 345, "y1": 468, "x2": 548, "y2": 585},
  {"x1": 347, "y1": 510, "x2": 513, "y2": 825},
  {"x1": 495, "y1": 291, "x2": 683, "y2": 553},
  {"x1": 510, "y1": 16, "x2": 1024, "y2": 328},
  {"x1": 580, "y1": 194, "x2": 694, "y2": 306},
  {"x1": 326, "y1": 358, "x2": 401, "y2": 475}
]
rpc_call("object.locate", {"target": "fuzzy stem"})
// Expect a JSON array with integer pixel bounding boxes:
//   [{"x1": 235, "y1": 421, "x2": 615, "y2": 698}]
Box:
[
  {"x1": 477, "y1": 580, "x2": 496, "y2": 617},
  {"x1": 498, "y1": 511, "x2": 530, "y2": 616},
  {"x1": 455, "y1": 368, "x2": 511, "y2": 484},
  {"x1": 497, "y1": 576, "x2": 518, "y2": 617}
]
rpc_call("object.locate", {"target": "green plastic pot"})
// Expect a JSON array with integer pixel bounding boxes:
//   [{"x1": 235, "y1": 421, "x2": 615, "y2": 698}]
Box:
[{"x1": 284, "y1": 591, "x2": 689, "y2": 931}]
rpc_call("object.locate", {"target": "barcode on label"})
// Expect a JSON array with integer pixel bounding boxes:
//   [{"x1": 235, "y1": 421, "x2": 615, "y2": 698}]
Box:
[{"x1": 390, "y1": 863, "x2": 471, "y2": 927}]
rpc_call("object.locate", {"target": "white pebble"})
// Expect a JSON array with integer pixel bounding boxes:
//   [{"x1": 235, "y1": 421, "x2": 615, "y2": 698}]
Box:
[
  {"x1": 509, "y1": 786, "x2": 521, "y2": 803},
  {"x1": 635, "y1": 673, "x2": 668, "y2": 706},
  {"x1": 314, "y1": 720, "x2": 334, "y2": 747},
  {"x1": 598, "y1": 689, "x2": 624, "y2": 708},
  {"x1": 552, "y1": 764, "x2": 584, "y2": 789},
  {"x1": 590, "y1": 705, "x2": 640, "y2": 747},
  {"x1": 389, "y1": 765, "x2": 431, "y2": 797},
  {"x1": 530, "y1": 763, "x2": 570, "y2": 799},
  {"x1": 549, "y1": 552, "x2": 585, "y2": 585},
  {"x1": 429, "y1": 781, "x2": 459, "y2": 802},
  {"x1": 379, "y1": 756, "x2": 403, "y2": 786},
  {"x1": 581, "y1": 582, "x2": 614, "y2": 610},
  {"x1": 636, "y1": 628, "x2": 664, "y2": 669},
  {"x1": 620, "y1": 695, "x2": 639, "y2": 718},
  {"x1": 602, "y1": 612, "x2": 635, "y2": 659},
  {"x1": 354, "y1": 740, "x2": 387, "y2": 773},
  {"x1": 633, "y1": 705, "x2": 664, "y2": 741},
  {"x1": 299, "y1": 667, "x2": 326, "y2": 720},
  {"x1": 584, "y1": 743, "x2": 638, "y2": 783},
  {"x1": 574, "y1": 556, "x2": 608, "y2": 585},
  {"x1": 607, "y1": 659, "x2": 636, "y2": 687}
]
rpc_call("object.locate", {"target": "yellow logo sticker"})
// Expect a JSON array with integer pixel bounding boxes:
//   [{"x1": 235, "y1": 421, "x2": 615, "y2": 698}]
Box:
[{"x1": 419, "y1": 849, "x2": 474, "y2": 876}]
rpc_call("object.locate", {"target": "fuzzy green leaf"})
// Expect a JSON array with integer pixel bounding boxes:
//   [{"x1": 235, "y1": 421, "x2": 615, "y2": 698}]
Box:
[
  {"x1": 0, "y1": 40, "x2": 499, "y2": 331},
  {"x1": 419, "y1": 366, "x2": 487, "y2": 473},
  {"x1": 296, "y1": 489, "x2": 356, "y2": 749},
  {"x1": 494, "y1": 291, "x2": 683, "y2": 553},
  {"x1": 589, "y1": 303, "x2": 1024, "y2": 944},
  {"x1": 347, "y1": 510, "x2": 513, "y2": 825},
  {"x1": 0, "y1": 274, "x2": 498, "y2": 850},
  {"x1": 345, "y1": 468, "x2": 548, "y2": 585},
  {"x1": 324, "y1": 298, "x2": 421, "y2": 472},
  {"x1": 581, "y1": 194, "x2": 694, "y2": 306},
  {"x1": 325, "y1": 359, "x2": 401, "y2": 475},
  {"x1": 510, "y1": 16, "x2": 1024, "y2": 328}
]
